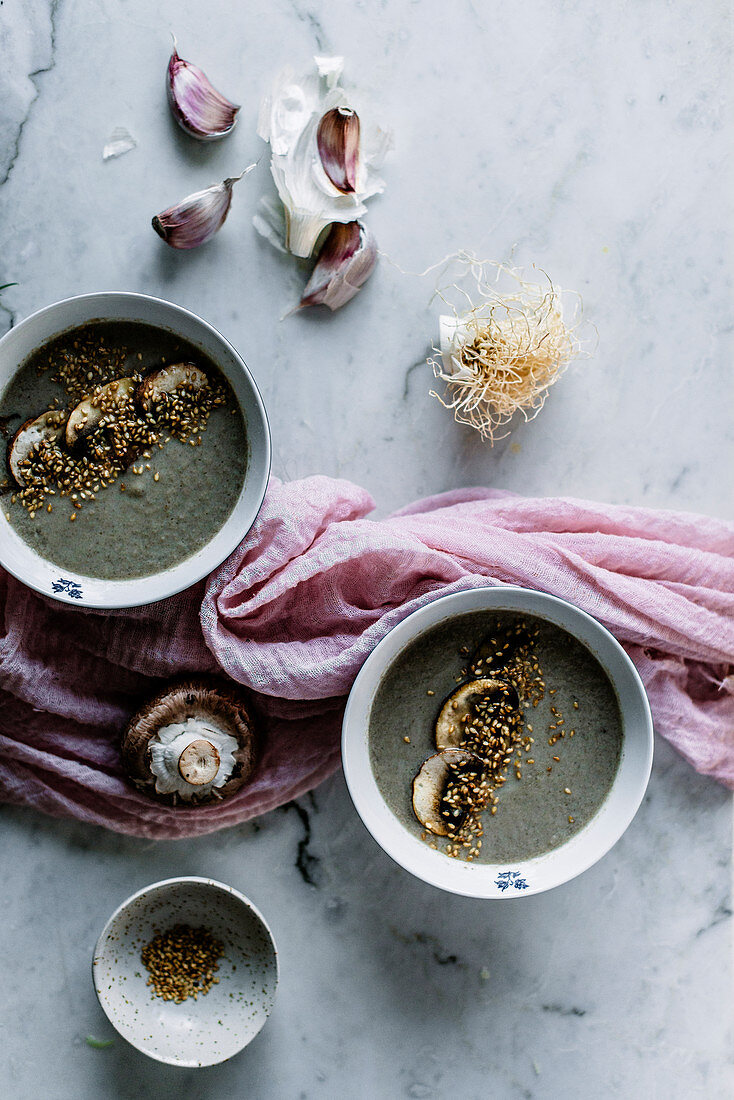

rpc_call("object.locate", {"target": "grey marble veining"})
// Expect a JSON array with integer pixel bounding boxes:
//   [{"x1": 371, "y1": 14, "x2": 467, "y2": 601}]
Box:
[{"x1": 0, "y1": 0, "x2": 732, "y2": 1097}]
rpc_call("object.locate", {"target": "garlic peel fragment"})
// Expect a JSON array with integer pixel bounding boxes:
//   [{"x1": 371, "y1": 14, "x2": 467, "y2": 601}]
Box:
[
  {"x1": 167, "y1": 44, "x2": 240, "y2": 141},
  {"x1": 299, "y1": 220, "x2": 377, "y2": 311},
  {"x1": 102, "y1": 126, "x2": 137, "y2": 161}
]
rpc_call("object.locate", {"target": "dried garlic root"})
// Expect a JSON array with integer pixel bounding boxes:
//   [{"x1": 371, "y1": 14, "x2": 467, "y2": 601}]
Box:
[{"x1": 428, "y1": 260, "x2": 584, "y2": 443}]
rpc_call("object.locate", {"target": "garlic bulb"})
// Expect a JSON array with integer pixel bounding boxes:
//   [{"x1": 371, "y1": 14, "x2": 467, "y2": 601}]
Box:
[
  {"x1": 256, "y1": 55, "x2": 391, "y2": 258},
  {"x1": 167, "y1": 41, "x2": 239, "y2": 140},
  {"x1": 152, "y1": 165, "x2": 255, "y2": 249},
  {"x1": 299, "y1": 221, "x2": 377, "y2": 310},
  {"x1": 148, "y1": 717, "x2": 240, "y2": 800},
  {"x1": 431, "y1": 263, "x2": 582, "y2": 442}
]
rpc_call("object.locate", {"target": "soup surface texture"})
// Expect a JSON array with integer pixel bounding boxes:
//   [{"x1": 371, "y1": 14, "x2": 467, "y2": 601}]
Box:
[
  {"x1": 1, "y1": 321, "x2": 247, "y2": 579},
  {"x1": 368, "y1": 609, "x2": 623, "y2": 863}
]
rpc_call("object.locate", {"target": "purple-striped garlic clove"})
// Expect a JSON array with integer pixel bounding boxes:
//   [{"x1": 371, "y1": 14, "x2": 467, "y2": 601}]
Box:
[
  {"x1": 152, "y1": 167, "x2": 254, "y2": 249},
  {"x1": 317, "y1": 106, "x2": 360, "y2": 193},
  {"x1": 167, "y1": 43, "x2": 239, "y2": 141},
  {"x1": 299, "y1": 221, "x2": 377, "y2": 311}
]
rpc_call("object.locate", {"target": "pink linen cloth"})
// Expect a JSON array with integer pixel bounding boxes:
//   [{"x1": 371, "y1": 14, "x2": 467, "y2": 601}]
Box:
[{"x1": 1, "y1": 476, "x2": 732, "y2": 839}]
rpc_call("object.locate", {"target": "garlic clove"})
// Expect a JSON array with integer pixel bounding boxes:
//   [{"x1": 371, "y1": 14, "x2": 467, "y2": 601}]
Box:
[
  {"x1": 317, "y1": 106, "x2": 360, "y2": 193},
  {"x1": 152, "y1": 166, "x2": 255, "y2": 249},
  {"x1": 252, "y1": 194, "x2": 289, "y2": 254},
  {"x1": 167, "y1": 42, "x2": 239, "y2": 141},
  {"x1": 299, "y1": 220, "x2": 377, "y2": 311}
]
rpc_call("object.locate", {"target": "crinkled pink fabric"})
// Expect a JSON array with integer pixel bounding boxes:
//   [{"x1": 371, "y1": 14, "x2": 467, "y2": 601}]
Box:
[{"x1": 1, "y1": 476, "x2": 732, "y2": 839}]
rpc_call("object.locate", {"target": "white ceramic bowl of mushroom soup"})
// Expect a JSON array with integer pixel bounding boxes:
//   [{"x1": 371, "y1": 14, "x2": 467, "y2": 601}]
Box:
[
  {"x1": 0, "y1": 292, "x2": 270, "y2": 608},
  {"x1": 92, "y1": 877, "x2": 279, "y2": 1066},
  {"x1": 342, "y1": 586, "x2": 653, "y2": 899}
]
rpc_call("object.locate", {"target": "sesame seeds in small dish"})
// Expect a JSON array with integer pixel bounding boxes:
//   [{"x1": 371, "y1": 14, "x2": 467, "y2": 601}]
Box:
[{"x1": 92, "y1": 877, "x2": 278, "y2": 1066}]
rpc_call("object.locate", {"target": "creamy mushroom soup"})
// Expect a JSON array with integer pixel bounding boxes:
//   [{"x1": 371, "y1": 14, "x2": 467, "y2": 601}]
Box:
[
  {"x1": 1, "y1": 321, "x2": 247, "y2": 579},
  {"x1": 368, "y1": 610, "x2": 623, "y2": 863}
]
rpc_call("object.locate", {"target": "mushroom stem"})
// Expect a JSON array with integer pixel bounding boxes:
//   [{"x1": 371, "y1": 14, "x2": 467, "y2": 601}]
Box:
[{"x1": 177, "y1": 739, "x2": 221, "y2": 785}]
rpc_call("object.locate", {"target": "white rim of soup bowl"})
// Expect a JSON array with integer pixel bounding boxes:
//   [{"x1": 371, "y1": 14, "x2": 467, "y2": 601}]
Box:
[
  {"x1": 0, "y1": 292, "x2": 271, "y2": 609},
  {"x1": 92, "y1": 876, "x2": 280, "y2": 1066},
  {"x1": 342, "y1": 586, "x2": 654, "y2": 899}
]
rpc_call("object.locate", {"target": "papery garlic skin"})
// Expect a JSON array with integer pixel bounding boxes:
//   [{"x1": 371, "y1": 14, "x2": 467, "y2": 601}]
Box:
[
  {"x1": 149, "y1": 718, "x2": 239, "y2": 799},
  {"x1": 439, "y1": 315, "x2": 478, "y2": 381},
  {"x1": 300, "y1": 221, "x2": 377, "y2": 311},
  {"x1": 102, "y1": 126, "x2": 137, "y2": 161},
  {"x1": 153, "y1": 166, "x2": 254, "y2": 249},
  {"x1": 257, "y1": 55, "x2": 391, "y2": 258},
  {"x1": 167, "y1": 44, "x2": 239, "y2": 140}
]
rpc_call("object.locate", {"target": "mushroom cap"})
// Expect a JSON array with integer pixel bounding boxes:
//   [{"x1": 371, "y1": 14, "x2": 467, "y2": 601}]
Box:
[
  {"x1": 137, "y1": 362, "x2": 208, "y2": 412},
  {"x1": 7, "y1": 410, "x2": 66, "y2": 486},
  {"x1": 412, "y1": 748, "x2": 486, "y2": 836},
  {"x1": 121, "y1": 677, "x2": 257, "y2": 804},
  {"x1": 435, "y1": 678, "x2": 520, "y2": 750},
  {"x1": 66, "y1": 377, "x2": 136, "y2": 447}
]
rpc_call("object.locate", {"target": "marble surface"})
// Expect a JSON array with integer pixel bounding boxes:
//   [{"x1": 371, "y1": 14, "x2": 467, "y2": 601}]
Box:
[{"x1": 0, "y1": 1, "x2": 732, "y2": 1097}]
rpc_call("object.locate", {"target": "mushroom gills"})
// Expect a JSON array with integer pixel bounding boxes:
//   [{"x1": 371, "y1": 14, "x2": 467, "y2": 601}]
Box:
[
  {"x1": 435, "y1": 678, "x2": 520, "y2": 750},
  {"x1": 8, "y1": 410, "x2": 66, "y2": 485},
  {"x1": 137, "y1": 362, "x2": 208, "y2": 411},
  {"x1": 412, "y1": 748, "x2": 486, "y2": 836},
  {"x1": 65, "y1": 377, "x2": 137, "y2": 446}
]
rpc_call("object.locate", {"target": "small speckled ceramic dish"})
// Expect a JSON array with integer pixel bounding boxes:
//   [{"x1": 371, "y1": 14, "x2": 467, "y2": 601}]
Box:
[{"x1": 92, "y1": 877, "x2": 278, "y2": 1066}]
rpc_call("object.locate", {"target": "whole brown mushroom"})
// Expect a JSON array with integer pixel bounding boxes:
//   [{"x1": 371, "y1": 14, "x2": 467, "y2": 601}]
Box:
[{"x1": 121, "y1": 677, "x2": 257, "y2": 805}]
